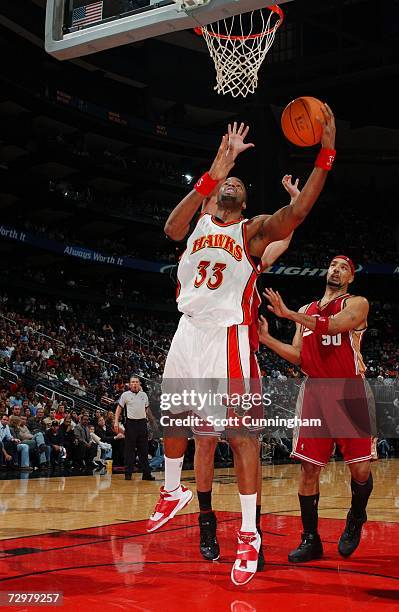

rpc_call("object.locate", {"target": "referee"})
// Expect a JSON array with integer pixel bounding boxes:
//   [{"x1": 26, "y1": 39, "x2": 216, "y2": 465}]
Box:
[{"x1": 114, "y1": 376, "x2": 155, "y2": 481}]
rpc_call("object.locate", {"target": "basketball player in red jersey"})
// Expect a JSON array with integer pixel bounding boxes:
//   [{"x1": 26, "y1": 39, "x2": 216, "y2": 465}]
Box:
[
  {"x1": 259, "y1": 256, "x2": 375, "y2": 562},
  {"x1": 147, "y1": 108, "x2": 336, "y2": 586},
  {"x1": 193, "y1": 175, "x2": 298, "y2": 570}
]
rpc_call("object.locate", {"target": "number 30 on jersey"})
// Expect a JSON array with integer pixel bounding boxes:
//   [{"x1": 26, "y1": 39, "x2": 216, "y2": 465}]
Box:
[{"x1": 321, "y1": 334, "x2": 342, "y2": 346}]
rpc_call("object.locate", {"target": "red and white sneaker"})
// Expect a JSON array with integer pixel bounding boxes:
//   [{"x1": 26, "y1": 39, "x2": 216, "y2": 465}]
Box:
[
  {"x1": 231, "y1": 530, "x2": 261, "y2": 586},
  {"x1": 146, "y1": 485, "x2": 193, "y2": 533}
]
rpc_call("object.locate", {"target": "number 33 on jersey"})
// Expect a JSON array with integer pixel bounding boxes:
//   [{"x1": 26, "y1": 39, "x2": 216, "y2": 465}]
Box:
[{"x1": 176, "y1": 214, "x2": 259, "y2": 327}]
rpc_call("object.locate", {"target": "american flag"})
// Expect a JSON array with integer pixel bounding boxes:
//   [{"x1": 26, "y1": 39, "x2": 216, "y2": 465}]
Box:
[{"x1": 72, "y1": 1, "x2": 103, "y2": 27}]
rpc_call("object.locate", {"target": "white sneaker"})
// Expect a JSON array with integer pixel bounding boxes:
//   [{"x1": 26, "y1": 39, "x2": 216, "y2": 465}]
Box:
[
  {"x1": 146, "y1": 485, "x2": 193, "y2": 532},
  {"x1": 231, "y1": 530, "x2": 261, "y2": 586}
]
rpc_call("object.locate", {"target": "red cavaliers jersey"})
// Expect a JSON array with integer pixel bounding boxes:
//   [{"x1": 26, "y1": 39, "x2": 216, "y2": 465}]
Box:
[{"x1": 300, "y1": 294, "x2": 367, "y2": 378}]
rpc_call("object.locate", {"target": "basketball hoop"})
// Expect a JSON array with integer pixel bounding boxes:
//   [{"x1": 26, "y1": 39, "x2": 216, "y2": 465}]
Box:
[{"x1": 195, "y1": 4, "x2": 284, "y2": 98}]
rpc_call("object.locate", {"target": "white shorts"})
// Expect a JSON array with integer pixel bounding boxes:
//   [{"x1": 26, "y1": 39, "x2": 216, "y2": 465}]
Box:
[
  {"x1": 162, "y1": 315, "x2": 261, "y2": 436},
  {"x1": 163, "y1": 315, "x2": 251, "y2": 380}
]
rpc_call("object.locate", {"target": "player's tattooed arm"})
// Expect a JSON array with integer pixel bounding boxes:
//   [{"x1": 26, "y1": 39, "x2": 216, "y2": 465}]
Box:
[
  {"x1": 323, "y1": 296, "x2": 369, "y2": 334},
  {"x1": 264, "y1": 289, "x2": 369, "y2": 335},
  {"x1": 164, "y1": 123, "x2": 253, "y2": 241}
]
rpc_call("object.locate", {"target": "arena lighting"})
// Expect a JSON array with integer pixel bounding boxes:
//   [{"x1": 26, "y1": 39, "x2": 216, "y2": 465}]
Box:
[{"x1": 183, "y1": 173, "x2": 194, "y2": 184}]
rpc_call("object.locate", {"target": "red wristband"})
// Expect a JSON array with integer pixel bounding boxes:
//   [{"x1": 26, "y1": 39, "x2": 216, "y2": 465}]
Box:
[
  {"x1": 194, "y1": 172, "x2": 219, "y2": 197},
  {"x1": 314, "y1": 316, "x2": 330, "y2": 335},
  {"x1": 315, "y1": 148, "x2": 336, "y2": 171}
]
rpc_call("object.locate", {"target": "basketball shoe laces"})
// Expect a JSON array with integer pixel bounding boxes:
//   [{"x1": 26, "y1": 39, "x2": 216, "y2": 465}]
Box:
[
  {"x1": 236, "y1": 531, "x2": 258, "y2": 568},
  {"x1": 151, "y1": 486, "x2": 183, "y2": 517},
  {"x1": 153, "y1": 489, "x2": 171, "y2": 515}
]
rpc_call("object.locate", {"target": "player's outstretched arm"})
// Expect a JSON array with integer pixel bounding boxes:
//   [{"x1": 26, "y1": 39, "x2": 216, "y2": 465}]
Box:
[
  {"x1": 264, "y1": 289, "x2": 369, "y2": 335},
  {"x1": 260, "y1": 174, "x2": 299, "y2": 269},
  {"x1": 258, "y1": 314, "x2": 302, "y2": 365},
  {"x1": 164, "y1": 123, "x2": 254, "y2": 241},
  {"x1": 247, "y1": 104, "x2": 336, "y2": 257}
]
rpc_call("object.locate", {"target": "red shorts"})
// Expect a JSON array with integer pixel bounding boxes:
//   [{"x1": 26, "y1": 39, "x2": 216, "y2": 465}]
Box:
[
  {"x1": 291, "y1": 377, "x2": 377, "y2": 466},
  {"x1": 291, "y1": 436, "x2": 377, "y2": 466}
]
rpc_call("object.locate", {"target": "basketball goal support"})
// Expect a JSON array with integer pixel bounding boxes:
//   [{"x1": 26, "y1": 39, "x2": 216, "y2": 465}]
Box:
[{"x1": 45, "y1": 0, "x2": 293, "y2": 60}]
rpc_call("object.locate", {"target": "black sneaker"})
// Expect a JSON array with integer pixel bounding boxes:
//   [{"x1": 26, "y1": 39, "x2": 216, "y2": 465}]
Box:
[
  {"x1": 199, "y1": 512, "x2": 220, "y2": 561},
  {"x1": 257, "y1": 528, "x2": 265, "y2": 571},
  {"x1": 288, "y1": 533, "x2": 323, "y2": 563},
  {"x1": 338, "y1": 509, "x2": 367, "y2": 558},
  {"x1": 142, "y1": 474, "x2": 155, "y2": 481},
  {"x1": 124, "y1": 473, "x2": 132, "y2": 481}
]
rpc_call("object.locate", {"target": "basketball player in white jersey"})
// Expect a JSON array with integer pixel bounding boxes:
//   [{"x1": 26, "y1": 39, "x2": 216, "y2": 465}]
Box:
[
  {"x1": 147, "y1": 107, "x2": 336, "y2": 586},
  {"x1": 192, "y1": 175, "x2": 298, "y2": 570}
]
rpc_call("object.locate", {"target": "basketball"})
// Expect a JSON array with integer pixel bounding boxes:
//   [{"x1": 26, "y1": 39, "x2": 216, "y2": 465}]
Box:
[{"x1": 281, "y1": 96, "x2": 325, "y2": 147}]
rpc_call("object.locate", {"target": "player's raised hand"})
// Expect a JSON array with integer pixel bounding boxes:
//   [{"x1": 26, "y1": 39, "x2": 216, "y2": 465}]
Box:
[
  {"x1": 209, "y1": 124, "x2": 254, "y2": 183},
  {"x1": 258, "y1": 315, "x2": 269, "y2": 340},
  {"x1": 317, "y1": 103, "x2": 336, "y2": 149},
  {"x1": 263, "y1": 288, "x2": 292, "y2": 319},
  {"x1": 209, "y1": 134, "x2": 235, "y2": 181},
  {"x1": 227, "y1": 122, "x2": 255, "y2": 161},
  {"x1": 282, "y1": 174, "x2": 300, "y2": 200}
]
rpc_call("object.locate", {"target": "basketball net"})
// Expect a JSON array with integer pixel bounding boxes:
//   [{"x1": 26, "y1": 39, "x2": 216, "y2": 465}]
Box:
[{"x1": 195, "y1": 4, "x2": 284, "y2": 98}]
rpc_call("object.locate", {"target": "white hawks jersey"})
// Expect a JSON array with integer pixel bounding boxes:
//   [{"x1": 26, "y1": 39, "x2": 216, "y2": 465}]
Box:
[{"x1": 176, "y1": 214, "x2": 259, "y2": 327}]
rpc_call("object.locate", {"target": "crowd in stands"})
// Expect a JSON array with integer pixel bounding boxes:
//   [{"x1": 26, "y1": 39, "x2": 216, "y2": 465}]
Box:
[
  {"x1": 0, "y1": 292, "x2": 174, "y2": 404},
  {"x1": 0, "y1": 288, "x2": 398, "y2": 472},
  {"x1": 1, "y1": 373, "x2": 396, "y2": 476},
  {"x1": 0, "y1": 382, "x2": 125, "y2": 472},
  {"x1": 1, "y1": 289, "x2": 398, "y2": 392}
]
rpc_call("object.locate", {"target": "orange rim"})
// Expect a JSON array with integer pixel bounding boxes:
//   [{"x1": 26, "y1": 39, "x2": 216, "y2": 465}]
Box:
[{"x1": 194, "y1": 4, "x2": 284, "y2": 40}]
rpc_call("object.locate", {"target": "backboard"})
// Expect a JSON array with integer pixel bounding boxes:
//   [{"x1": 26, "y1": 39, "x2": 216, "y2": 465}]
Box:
[{"x1": 45, "y1": 0, "x2": 293, "y2": 60}]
